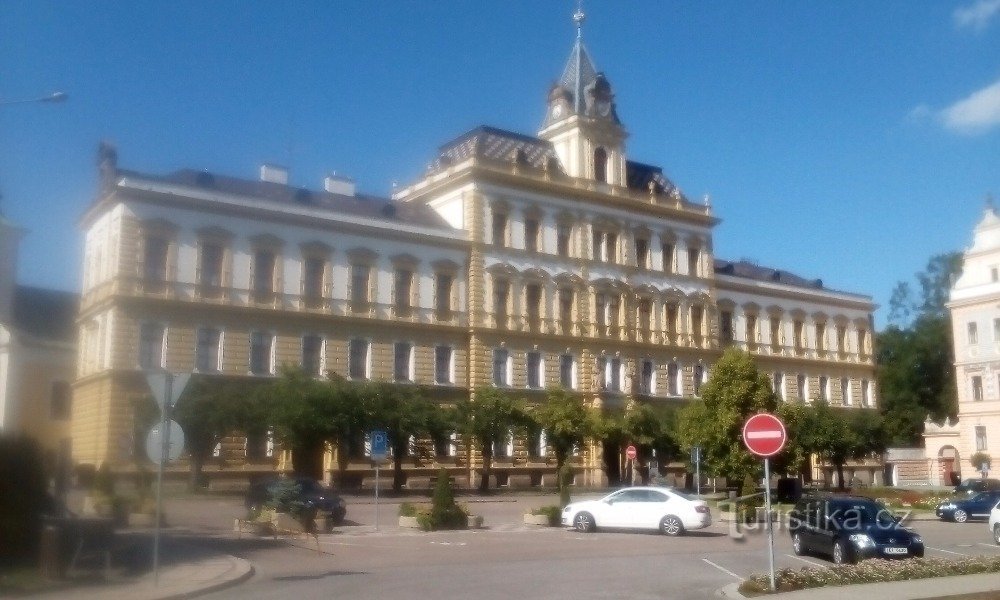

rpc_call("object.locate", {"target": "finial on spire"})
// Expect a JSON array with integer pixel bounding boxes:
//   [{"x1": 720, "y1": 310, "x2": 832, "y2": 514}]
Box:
[{"x1": 573, "y1": 1, "x2": 585, "y2": 39}]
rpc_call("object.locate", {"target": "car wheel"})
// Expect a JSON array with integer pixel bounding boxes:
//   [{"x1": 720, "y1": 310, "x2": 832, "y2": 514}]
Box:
[
  {"x1": 832, "y1": 540, "x2": 851, "y2": 565},
  {"x1": 954, "y1": 509, "x2": 968, "y2": 523},
  {"x1": 660, "y1": 515, "x2": 684, "y2": 536},
  {"x1": 993, "y1": 524, "x2": 1000, "y2": 545},
  {"x1": 792, "y1": 532, "x2": 805, "y2": 556},
  {"x1": 573, "y1": 512, "x2": 596, "y2": 533}
]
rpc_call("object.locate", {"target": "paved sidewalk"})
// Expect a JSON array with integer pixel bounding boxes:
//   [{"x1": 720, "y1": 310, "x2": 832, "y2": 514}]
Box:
[{"x1": 718, "y1": 572, "x2": 1000, "y2": 599}]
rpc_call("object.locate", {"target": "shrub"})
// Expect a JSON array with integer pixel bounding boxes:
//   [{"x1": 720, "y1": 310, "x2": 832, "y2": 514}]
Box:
[
  {"x1": 264, "y1": 479, "x2": 308, "y2": 518},
  {"x1": 0, "y1": 436, "x2": 48, "y2": 565},
  {"x1": 531, "y1": 505, "x2": 562, "y2": 526},
  {"x1": 398, "y1": 502, "x2": 418, "y2": 517},
  {"x1": 418, "y1": 469, "x2": 467, "y2": 531}
]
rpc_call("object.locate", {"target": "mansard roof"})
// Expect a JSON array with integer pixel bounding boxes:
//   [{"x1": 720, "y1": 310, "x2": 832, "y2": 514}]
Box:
[
  {"x1": 116, "y1": 168, "x2": 455, "y2": 231},
  {"x1": 431, "y1": 126, "x2": 564, "y2": 172},
  {"x1": 625, "y1": 161, "x2": 688, "y2": 200},
  {"x1": 714, "y1": 259, "x2": 826, "y2": 291},
  {"x1": 13, "y1": 285, "x2": 78, "y2": 343}
]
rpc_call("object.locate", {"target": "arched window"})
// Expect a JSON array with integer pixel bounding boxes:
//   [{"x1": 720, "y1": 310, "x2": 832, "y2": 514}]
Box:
[{"x1": 594, "y1": 147, "x2": 608, "y2": 183}]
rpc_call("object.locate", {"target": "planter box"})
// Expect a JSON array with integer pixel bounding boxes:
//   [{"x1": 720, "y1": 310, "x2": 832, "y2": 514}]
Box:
[
  {"x1": 467, "y1": 515, "x2": 484, "y2": 529},
  {"x1": 523, "y1": 513, "x2": 554, "y2": 526},
  {"x1": 398, "y1": 515, "x2": 421, "y2": 529}
]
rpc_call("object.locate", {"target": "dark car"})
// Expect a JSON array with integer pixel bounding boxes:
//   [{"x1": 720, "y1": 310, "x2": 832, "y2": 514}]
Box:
[
  {"x1": 936, "y1": 491, "x2": 1000, "y2": 523},
  {"x1": 245, "y1": 476, "x2": 347, "y2": 531},
  {"x1": 954, "y1": 478, "x2": 1000, "y2": 495},
  {"x1": 789, "y1": 496, "x2": 924, "y2": 565}
]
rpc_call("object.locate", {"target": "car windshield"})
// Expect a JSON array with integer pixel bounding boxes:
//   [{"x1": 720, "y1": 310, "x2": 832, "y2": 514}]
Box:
[{"x1": 833, "y1": 503, "x2": 897, "y2": 528}]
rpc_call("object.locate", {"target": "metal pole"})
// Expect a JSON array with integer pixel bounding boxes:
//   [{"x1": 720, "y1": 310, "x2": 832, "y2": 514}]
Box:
[
  {"x1": 764, "y1": 457, "x2": 776, "y2": 592},
  {"x1": 153, "y1": 373, "x2": 171, "y2": 586},
  {"x1": 695, "y1": 448, "x2": 701, "y2": 496},
  {"x1": 374, "y1": 461, "x2": 380, "y2": 532}
]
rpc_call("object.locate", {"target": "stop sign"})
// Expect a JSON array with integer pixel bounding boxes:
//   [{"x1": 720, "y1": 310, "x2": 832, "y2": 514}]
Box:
[
  {"x1": 742, "y1": 413, "x2": 787, "y2": 457},
  {"x1": 625, "y1": 445, "x2": 637, "y2": 460}
]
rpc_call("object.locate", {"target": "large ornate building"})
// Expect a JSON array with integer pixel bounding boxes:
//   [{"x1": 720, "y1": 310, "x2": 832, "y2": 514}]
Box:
[
  {"x1": 71, "y1": 16, "x2": 878, "y2": 488},
  {"x1": 924, "y1": 202, "x2": 1000, "y2": 485}
]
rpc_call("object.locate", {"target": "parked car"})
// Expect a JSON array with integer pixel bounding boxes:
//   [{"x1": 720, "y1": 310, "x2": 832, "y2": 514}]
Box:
[
  {"x1": 953, "y1": 478, "x2": 1000, "y2": 495},
  {"x1": 788, "y1": 495, "x2": 924, "y2": 564},
  {"x1": 989, "y1": 499, "x2": 1000, "y2": 544},
  {"x1": 561, "y1": 487, "x2": 710, "y2": 536},
  {"x1": 936, "y1": 491, "x2": 1000, "y2": 522},
  {"x1": 245, "y1": 476, "x2": 347, "y2": 531}
]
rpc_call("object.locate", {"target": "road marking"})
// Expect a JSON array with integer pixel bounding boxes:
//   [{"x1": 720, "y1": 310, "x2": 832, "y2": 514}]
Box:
[
  {"x1": 701, "y1": 558, "x2": 745, "y2": 581},
  {"x1": 927, "y1": 546, "x2": 966, "y2": 556},
  {"x1": 784, "y1": 554, "x2": 828, "y2": 568},
  {"x1": 978, "y1": 543, "x2": 1000, "y2": 550}
]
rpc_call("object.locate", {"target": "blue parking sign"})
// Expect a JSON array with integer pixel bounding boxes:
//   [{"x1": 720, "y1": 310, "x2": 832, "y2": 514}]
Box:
[{"x1": 371, "y1": 430, "x2": 388, "y2": 462}]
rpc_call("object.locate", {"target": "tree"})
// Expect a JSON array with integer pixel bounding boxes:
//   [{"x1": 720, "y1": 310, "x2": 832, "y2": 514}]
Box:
[
  {"x1": 266, "y1": 367, "x2": 346, "y2": 478},
  {"x1": 600, "y1": 403, "x2": 677, "y2": 485},
  {"x1": 531, "y1": 388, "x2": 597, "y2": 502},
  {"x1": 800, "y1": 400, "x2": 884, "y2": 488},
  {"x1": 676, "y1": 348, "x2": 777, "y2": 485},
  {"x1": 362, "y1": 381, "x2": 436, "y2": 492},
  {"x1": 455, "y1": 387, "x2": 528, "y2": 492}
]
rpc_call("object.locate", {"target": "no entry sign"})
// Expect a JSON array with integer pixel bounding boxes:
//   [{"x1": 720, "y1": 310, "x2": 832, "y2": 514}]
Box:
[
  {"x1": 625, "y1": 445, "x2": 637, "y2": 460},
  {"x1": 742, "y1": 413, "x2": 787, "y2": 457}
]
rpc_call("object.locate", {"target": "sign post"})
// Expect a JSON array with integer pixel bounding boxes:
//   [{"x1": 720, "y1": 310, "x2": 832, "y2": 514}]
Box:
[
  {"x1": 742, "y1": 413, "x2": 787, "y2": 593},
  {"x1": 691, "y1": 446, "x2": 702, "y2": 496},
  {"x1": 625, "y1": 445, "x2": 637, "y2": 486},
  {"x1": 144, "y1": 371, "x2": 189, "y2": 586},
  {"x1": 371, "y1": 431, "x2": 388, "y2": 531}
]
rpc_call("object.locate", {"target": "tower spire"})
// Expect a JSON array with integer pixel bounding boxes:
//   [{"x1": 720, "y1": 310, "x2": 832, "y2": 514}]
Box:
[{"x1": 572, "y1": 2, "x2": 586, "y2": 114}]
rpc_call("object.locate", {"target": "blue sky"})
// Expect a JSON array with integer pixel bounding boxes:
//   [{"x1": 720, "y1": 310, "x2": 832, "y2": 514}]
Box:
[{"x1": 2, "y1": 1, "x2": 999, "y2": 329}]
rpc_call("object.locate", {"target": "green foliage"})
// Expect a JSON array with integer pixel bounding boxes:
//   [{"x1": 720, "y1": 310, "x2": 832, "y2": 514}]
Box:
[
  {"x1": 677, "y1": 348, "x2": 777, "y2": 485},
  {"x1": 531, "y1": 388, "x2": 597, "y2": 495},
  {"x1": 970, "y1": 451, "x2": 991, "y2": 471},
  {"x1": 264, "y1": 479, "x2": 308, "y2": 518},
  {"x1": 425, "y1": 469, "x2": 467, "y2": 530},
  {"x1": 530, "y1": 505, "x2": 563, "y2": 526},
  {"x1": 0, "y1": 437, "x2": 47, "y2": 564},
  {"x1": 456, "y1": 387, "x2": 529, "y2": 492},
  {"x1": 398, "y1": 502, "x2": 419, "y2": 517},
  {"x1": 798, "y1": 400, "x2": 884, "y2": 487},
  {"x1": 361, "y1": 381, "x2": 436, "y2": 492}
]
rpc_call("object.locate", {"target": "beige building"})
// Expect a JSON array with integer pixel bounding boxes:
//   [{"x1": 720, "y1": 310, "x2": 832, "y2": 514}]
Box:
[
  {"x1": 72, "y1": 17, "x2": 878, "y2": 488},
  {"x1": 0, "y1": 214, "x2": 78, "y2": 468},
  {"x1": 925, "y1": 202, "x2": 1000, "y2": 485}
]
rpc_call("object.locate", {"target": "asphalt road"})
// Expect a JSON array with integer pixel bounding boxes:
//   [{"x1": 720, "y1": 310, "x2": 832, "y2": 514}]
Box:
[{"x1": 162, "y1": 493, "x2": 1000, "y2": 600}]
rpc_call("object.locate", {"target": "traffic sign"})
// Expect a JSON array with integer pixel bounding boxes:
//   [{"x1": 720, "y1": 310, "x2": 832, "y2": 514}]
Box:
[
  {"x1": 145, "y1": 420, "x2": 185, "y2": 464},
  {"x1": 145, "y1": 372, "x2": 191, "y2": 411},
  {"x1": 625, "y1": 445, "x2": 637, "y2": 460},
  {"x1": 742, "y1": 413, "x2": 787, "y2": 457},
  {"x1": 371, "y1": 430, "x2": 388, "y2": 462}
]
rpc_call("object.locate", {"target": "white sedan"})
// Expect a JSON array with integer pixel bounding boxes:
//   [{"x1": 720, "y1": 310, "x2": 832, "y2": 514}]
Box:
[
  {"x1": 989, "y1": 498, "x2": 1000, "y2": 545},
  {"x1": 561, "y1": 486, "x2": 711, "y2": 536}
]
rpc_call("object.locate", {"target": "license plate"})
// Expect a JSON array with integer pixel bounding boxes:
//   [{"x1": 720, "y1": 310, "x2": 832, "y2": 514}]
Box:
[{"x1": 883, "y1": 547, "x2": 908, "y2": 555}]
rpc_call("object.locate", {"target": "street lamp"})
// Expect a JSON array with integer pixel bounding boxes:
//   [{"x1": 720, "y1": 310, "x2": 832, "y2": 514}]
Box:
[{"x1": 0, "y1": 91, "x2": 68, "y2": 106}]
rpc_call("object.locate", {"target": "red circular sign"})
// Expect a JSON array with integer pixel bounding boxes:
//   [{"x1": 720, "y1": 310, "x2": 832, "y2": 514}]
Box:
[
  {"x1": 625, "y1": 445, "x2": 637, "y2": 460},
  {"x1": 742, "y1": 413, "x2": 787, "y2": 457}
]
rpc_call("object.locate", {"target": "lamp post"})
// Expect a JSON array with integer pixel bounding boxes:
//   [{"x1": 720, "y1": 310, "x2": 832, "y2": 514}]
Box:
[{"x1": 0, "y1": 91, "x2": 68, "y2": 107}]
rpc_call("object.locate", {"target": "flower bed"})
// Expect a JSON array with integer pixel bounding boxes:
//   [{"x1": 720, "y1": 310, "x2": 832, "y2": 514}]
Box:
[{"x1": 739, "y1": 556, "x2": 1000, "y2": 596}]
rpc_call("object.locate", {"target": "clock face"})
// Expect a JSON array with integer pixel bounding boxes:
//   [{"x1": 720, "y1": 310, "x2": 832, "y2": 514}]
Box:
[
  {"x1": 597, "y1": 101, "x2": 611, "y2": 117},
  {"x1": 551, "y1": 103, "x2": 563, "y2": 118}
]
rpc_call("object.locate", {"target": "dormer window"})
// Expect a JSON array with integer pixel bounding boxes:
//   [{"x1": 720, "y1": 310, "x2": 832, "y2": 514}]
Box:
[{"x1": 594, "y1": 147, "x2": 608, "y2": 183}]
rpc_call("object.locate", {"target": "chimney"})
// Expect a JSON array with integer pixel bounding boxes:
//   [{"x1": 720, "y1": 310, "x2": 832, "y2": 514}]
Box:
[
  {"x1": 324, "y1": 174, "x2": 356, "y2": 196},
  {"x1": 259, "y1": 164, "x2": 288, "y2": 185}
]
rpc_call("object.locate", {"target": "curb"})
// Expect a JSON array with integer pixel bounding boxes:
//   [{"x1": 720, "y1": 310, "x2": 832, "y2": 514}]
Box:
[
  {"x1": 147, "y1": 556, "x2": 254, "y2": 600},
  {"x1": 715, "y1": 582, "x2": 745, "y2": 598}
]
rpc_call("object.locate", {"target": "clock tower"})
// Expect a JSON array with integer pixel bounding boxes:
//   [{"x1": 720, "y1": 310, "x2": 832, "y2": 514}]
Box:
[{"x1": 538, "y1": 7, "x2": 627, "y2": 185}]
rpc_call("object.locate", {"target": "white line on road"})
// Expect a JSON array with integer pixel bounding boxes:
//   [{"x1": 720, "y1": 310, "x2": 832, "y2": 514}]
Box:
[
  {"x1": 784, "y1": 554, "x2": 829, "y2": 568},
  {"x1": 978, "y1": 543, "x2": 1000, "y2": 550},
  {"x1": 927, "y1": 546, "x2": 967, "y2": 556},
  {"x1": 701, "y1": 558, "x2": 745, "y2": 581}
]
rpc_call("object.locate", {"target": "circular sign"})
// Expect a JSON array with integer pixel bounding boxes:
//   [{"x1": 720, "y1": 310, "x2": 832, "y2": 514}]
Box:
[
  {"x1": 625, "y1": 445, "x2": 637, "y2": 460},
  {"x1": 145, "y1": 420, "x2": 185, "y2": 464},
  {"x1": 742, "y1": 413, "x2": 786, "y2": 457}
]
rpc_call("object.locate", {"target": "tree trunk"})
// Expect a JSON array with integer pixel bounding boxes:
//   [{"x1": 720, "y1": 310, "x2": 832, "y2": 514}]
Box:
[
  {"x1": 392, "y1": 440, "x2": 407, "y2": 493},
  {"x1": 292, "y1": 444, "x2": 323, "y2": 479},
  {"x1": 835, "y1": 461, "x2": 846, "y2": 491},
  {"x1": 188, "y1": 455, "x2": 204, "y2": 492},
  {"x1": 479, "y1": 447, "x2": 493, "y2": 492}
]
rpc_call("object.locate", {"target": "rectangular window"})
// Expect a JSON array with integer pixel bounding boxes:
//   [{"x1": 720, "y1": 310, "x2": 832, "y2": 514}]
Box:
[
  {"x1": 526, "y1": 351, "x2": 542, "y2": 388},
  {"x1": 349, "y1": 338, "x2": 369, "y2": 380},
  {"x1": 557, "y1": 224, "x2": 571, "y2": 257},
  {"x1": 302, "y1": 335, "x2": 323, "y2": 376},
  {"x1": 492, "y1": 211, "x2": 507, "y2": 246},
  {"x1": 596, "y1": 294, "x2": 608, "y2": 329},
  {"x1": 770, "y1": 317, "x2": 782, "y2": 348},
  {"x1": 139, "y1": 323, "x2": 165, "y2": 369},
  {"x1": 993, "y1": 267, "x2": 999, "y2": 283},
  {"x1": 694, "y1": 364, "x2": 704, "y2": 396},
  {"x1": 976, "y1": 426, "x2": 988, "y2": 451},
  {"x1": 635, "y1": 238, "x2": 648, "y2": 269},
  {"x1": 858, "y1": 329, "x2": 869, "y2": 355},
  {"x1": 394, "y1": 269, "x2": 413, "y2": 315},
  {"x1": 252, "y1": 249, "x2": 276, "y2": 298},
  {"x1": 493, "y1": 280, "x2": 509, "y2": 328},
  {"x1": 972, "y1": 375, "x2": 984, "y2": 401},
  {"x1": 592, "y1": 230, "x2": 603, "y2": 261},
  {"x1": 691, "y1": 306, "x2": 704, "y2": 340},
  {"x1": 249, "y1": 331, "x2": 273, "y2": 375},
  {"x1": 606, "y1": 232, "x2": 617, "y2": 263},
  {"x1": 842, "y1": 377, "x2": 852, "y2": 405},
  {"x1": 797, "y1": 374, "x2": 807, "y2": 401},
  {"x1": 666, "y1": 305, "x2": 678, "y2": 340},
  {"x1": 793, "y1": 320, "x2": 804, "y2": 350},
  {"x1": 720, "y1": 311, "x2": 733, "y2": 342},
  {"x1": 816, "y1": 323, "x2": 826, "y2": 352},
  {"x1": 608, "y1": 357, "x2": 622, "y2": 392},
  {"x1": 861, "y1": 379, "x2": 872, "y2": 407},
  {"x1": 435, "y1": 345, "x2": 452, "y2": 384},
  {"x1": 773, "y1": 372, "x2": 784, "y2": 400},
  {"x1": 968, "y1": 322, "x2": 979, "y2": 345},
  {"x1": 662, "y1": 243, "x2": 674, "y2": 273},
  {"x1": 559, "y1": 288, "x2": 574, "y2": 334},
  {"x1": 493, "y1": 348, "x2": 509, "y2": 387},
  {"x1": 994, "y1": 318, "x2": 1000, "y2": 341},
  {"x1": 640, "y1": 359, "x2": 654, "y2": 395},
  {"x1": 436, "y1": 273, "x2": 453, "y2": 318},
  {"x1": 837, "y1": 325, "x2": 847, "y2": 352},
  {"x1": 524, "y1": 218, "x2": 539, "y2": 252},
  {"x1": 302, "y1": 257, "x2": 325, "y2": 305},
  {"x1": 638, "y1": 299, "x2": 652, "y2": 339},
  {"x1": 351, "y1": 264, "x2": 370, "y2": 308},
  {"x1": 394, "y1": 341, "x2": 413, "y2": 382},
  {"x1": 819, "y1": 376, "x2": 829, "y2": 401},
  {"x1": 746, "y1": 314, "x2": 758, "y2": 345},
  {"x1": 525, "y1": 283, "x2": 541, "y2": 330},
  {"x1": 196, "y1": 327, "x2": 222, "y2": 373},
  {"x1": 50, "y1": 381, "x2": 71, "y2": 420},
  {"x1": 667, "y1": 362, "x2": 680, "y2": 396},
  {"x1": 198, "y1": 242, "x2": 223, "y2": 290},
  {"x1": 143, "y1": 237, "x2": 169, "y2": 283},
  {"x1": 687, "y1": 247, "x2": 700, "y2": 276},
  {"x1": 559, "y1": 354, "x2": 574, "y2": 389}
]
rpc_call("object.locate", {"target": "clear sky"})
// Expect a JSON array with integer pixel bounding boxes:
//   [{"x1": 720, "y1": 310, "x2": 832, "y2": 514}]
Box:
[{"x1": 2, "y1": 1, "x2": 999, "y2": 329}]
